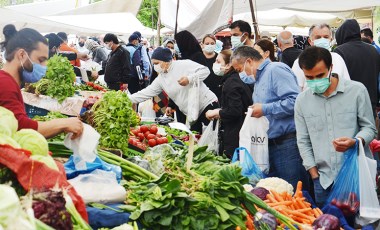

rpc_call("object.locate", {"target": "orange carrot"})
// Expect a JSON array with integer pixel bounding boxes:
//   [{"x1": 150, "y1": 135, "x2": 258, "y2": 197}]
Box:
[
  {"x1": 296, "y1": 208, "x2": 312, "y2": 213},
  {"x1": 288, "y1": 210, "x2": 314, "y2": 221},
  {"x1": 294, "y1": 181, "x2": 303, "y2": 197},
  {"x1": 312, "y1": 208, "x2": 320, "y2": 218},
  {"x1": 236, "y1": 226, "x2": 241, "y2": 230},
  {"x1": 293, "y1": 200, "x2": 302, "y2": 209},
  {"x1": 267, "y1": 201, "x2": 293, "y2": 207},
  {"x1": 271, "y1": 190, "x2": 284, "y2": 202},
  {"x1": 316, "y1": 207, "x2": 323, "y2": 215},
  {"x1": 266, "y1": 194, "x2": 278, "y2": 203},
  {"x1": 246, "y1": 214, "x2": 254, "y2": 230}
]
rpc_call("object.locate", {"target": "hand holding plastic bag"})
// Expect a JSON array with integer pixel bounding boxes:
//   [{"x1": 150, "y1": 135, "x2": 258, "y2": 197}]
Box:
[
  {"x1": 326, "y1": 140, "x2": 360, "y2": 216},
  {"x1": 198, "y1": 120, "x2": 219, "y2": 153}
]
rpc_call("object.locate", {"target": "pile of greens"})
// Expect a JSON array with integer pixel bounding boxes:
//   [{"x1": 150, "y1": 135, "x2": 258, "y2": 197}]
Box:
[
  {"x1": 29, "y1": 55, "x2": 76, "y2": 103},
  {"x1": 91, "y1": 91, "x2": 139, "y2": 155}
]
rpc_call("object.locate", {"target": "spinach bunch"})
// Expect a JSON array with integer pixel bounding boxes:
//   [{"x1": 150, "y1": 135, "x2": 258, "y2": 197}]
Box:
[
  {"x1": 91, "y1": 91, "x2": 138, "y2": 155},
  {"x1": 125, "y1": 148, "x2": 249, "y2": 230}
]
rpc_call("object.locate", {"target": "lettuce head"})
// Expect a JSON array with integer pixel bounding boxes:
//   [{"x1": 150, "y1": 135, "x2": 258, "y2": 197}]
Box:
[
  {"x1": 13, "y1": 129, "x2": 48, "y2": 156},
  {"x1": 0, "y1": 106, "x2": 18, "y2": 136},
  {"x1": 0, "y1": 134, "x2": 21, "y2": 148}
]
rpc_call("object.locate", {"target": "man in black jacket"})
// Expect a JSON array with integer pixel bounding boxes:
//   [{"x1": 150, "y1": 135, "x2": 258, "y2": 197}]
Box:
[
  {"x1": 102, "y1": 33, "x2": 132, "y2": 91},
  {"x1": 277, "y1": 31, "x2": 302, "y2": 68},
  {"x1": 334, "y1": 19, "x2": 380, "y2": 115}
]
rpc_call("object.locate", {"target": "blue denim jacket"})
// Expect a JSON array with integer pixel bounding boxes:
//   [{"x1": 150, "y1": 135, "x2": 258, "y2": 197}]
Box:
[{"x1": 253, "y1": 59, "x2": 299, "y2": 139}]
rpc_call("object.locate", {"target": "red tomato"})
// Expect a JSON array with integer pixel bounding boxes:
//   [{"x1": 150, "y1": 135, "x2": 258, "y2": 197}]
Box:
[
  {"x1": 138, "y1": 133, "x2": 145, "y2": 141},
  {"x1": 148, "y1": 139, "x2": 157, "y2": 147},
  {"x1": 140, "y1": 125, "x2": 149, "y2": 133},
  {"x1": 147, "y1": 134, "x2": 156, "y2": 140},
  {"x1": 128, "y1": 138, "x2": 134, "y2": 144},
  {"x1": 162, "y1": 137, "x2": 168, "y2": 143},
  {"x1": 156, "y1": 134, "x2": 162, "y2": 138},
  {"x1": 144, "y1": 131, "x2": 151, "y2": 139},
  {"x1": 131, "y1": 129, "x2": 139, "y2": 136},
  {"x1": 150, "y1": 125, "x2": 158, "y2": 134},
  {"x1": 137, "y1": 143, "x2": 144, "y2": 149},
  {"x1": 156, "y1": 138, "x2": 164, "y2": 145}
]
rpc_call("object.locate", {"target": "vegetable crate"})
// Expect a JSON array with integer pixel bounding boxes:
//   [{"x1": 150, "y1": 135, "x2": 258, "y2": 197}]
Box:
[{"x1": 25, "y1": 104, "x2": 49, "y2": 118}]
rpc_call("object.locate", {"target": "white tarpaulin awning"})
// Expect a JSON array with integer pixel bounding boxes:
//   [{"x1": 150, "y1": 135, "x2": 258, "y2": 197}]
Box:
[
  {"x1": 161, "y1": 0, "x2": 379, "y2": 38},
  {"x1": 44, "y1": 13, "x2": 156, "y2": 37},
  {"x1": 0, "y1": 7, "x2": 109, "y2": 40}
]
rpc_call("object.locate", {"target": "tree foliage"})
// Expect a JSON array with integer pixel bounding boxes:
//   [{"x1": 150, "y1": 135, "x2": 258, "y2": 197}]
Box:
[
  {"x1": 137, "y1": 0, "x2": 159, "y2": 29},
  {"x1": 0, "y1": 0, "x2": 33, "y2": 7}
]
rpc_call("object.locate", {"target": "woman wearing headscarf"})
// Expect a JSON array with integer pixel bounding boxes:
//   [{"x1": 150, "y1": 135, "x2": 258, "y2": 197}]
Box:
[
  {"x1": 84, "y1": 39, "x2": 108, "y2": 64},
  {"x1": 129, "y1": 47, "x2": 218, "y2": 133}
]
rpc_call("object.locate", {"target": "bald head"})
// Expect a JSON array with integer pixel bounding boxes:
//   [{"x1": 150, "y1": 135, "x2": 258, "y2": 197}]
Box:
[{"x1": 277, "y1": 31, "x2": 294, "y2": 50}]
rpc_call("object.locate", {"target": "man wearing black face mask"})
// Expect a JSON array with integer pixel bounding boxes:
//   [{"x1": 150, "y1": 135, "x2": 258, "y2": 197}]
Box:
[
  {"x1": 0, "y1": 24, "x2": 84, "y2": 139},
  {"x1": 77, "y1": 36, "x2": 89, "y2": 55}
]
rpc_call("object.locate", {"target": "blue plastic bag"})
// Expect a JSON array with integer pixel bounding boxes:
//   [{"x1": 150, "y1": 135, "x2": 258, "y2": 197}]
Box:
[
  {"x1": 64, "y1": 155, "x2": 122, "y2": 182},
  {"x1": 232, "y1": 147, "x2": 265, "y2": 185},
  {"x1": 326, "y1": 140, "x2": 360, "y2": 217}
]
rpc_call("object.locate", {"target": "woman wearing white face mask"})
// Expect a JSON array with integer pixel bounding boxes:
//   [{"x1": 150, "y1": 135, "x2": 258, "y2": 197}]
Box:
[
  {"x1": 128, "y1": 47, "x2": 219, "y2": 133},
  {"x1": 205, "y1": 50, "x2": 253, "y2": 158}
]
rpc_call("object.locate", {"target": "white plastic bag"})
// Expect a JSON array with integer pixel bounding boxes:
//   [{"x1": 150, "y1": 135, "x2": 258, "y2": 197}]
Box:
[
  {"x1": 187, "y1": 77, "x2": 200, "y2": 124},
  {"x1": 356, "y1": 138, "x2": 380, "y2": 225},
  {"x1": 198, "y1": 120, "x2": 219, "y2": 153},
  {"x1": 64, "y1": 123, "x2": 100, "y2": 170},
  {"x1": 68, "y1": 169, "x2": 127, "y2": 204},
  {"x1": 239, "y1": 108, "x2": 270, "y2": 174},
  {"x1": 138, "y1": 99, "x2": 156, "y2": 119}
]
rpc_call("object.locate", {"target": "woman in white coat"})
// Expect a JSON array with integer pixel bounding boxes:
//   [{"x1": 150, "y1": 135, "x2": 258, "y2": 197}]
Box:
[{"x1": 129, "y1": 47, "x2": 218, "y2": 132}]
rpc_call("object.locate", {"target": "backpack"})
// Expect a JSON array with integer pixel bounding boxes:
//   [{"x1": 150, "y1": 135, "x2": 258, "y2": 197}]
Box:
[{"x1": 126, "y1": 44, "x2": 144, "y2": 80}]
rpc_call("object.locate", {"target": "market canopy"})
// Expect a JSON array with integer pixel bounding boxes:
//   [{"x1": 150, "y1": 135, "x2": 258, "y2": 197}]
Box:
[{"x1": 161, "y1": 0, "x2": 380, "y2": 38}]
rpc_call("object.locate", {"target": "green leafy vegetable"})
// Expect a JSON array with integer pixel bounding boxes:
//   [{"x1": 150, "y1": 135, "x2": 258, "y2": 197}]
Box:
[
  {"x1": 0, "y1": 106, "x2": 18, "y2": 136},
  {"x1": 13, "y1": 129, "x2": 48, "y2": 156}
]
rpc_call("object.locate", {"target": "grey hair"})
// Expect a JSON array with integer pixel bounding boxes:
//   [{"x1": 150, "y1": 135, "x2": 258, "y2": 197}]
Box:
[
  {"x1": 231, "y1": 45, "x2": 263, "y2": 63},
  {"x1": 309, "y1": 23, "x2": 332, "y2": 37},
  {"x1": 277, "y1": 32, "x2": 293, "y2": 45}
]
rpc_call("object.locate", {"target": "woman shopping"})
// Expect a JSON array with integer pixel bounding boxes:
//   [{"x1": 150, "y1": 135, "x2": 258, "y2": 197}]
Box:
[
  {"x1": 205, "y1": 50, "x2": 252, "y2": 158},
  {"x1": 128, "y1": 47, "x2": 218, "y2": 133}
]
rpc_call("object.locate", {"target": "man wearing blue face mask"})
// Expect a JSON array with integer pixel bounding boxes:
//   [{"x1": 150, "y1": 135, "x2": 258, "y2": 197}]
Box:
[
  {"x1": 231, "y1": 46, "x2": 309, "y2": 191},
  {"x1": 0, "y1": 24, "x2": 84, "y2": 139},
  {"x1": 292, "y1": 23, "x2": 351, "y2": 92},
  {"x1": 229, "y1": 20, "x2": 255, "y2": 86},
  {"x1": 295, "y1": 47, "x2": 376, "y2": 207}
]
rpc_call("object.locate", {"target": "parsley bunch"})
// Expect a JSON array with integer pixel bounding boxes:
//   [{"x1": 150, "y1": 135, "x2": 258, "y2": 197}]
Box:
[
  {"x1": 91, "y1": 91, "x2": 138, "y2": 155},
  {"x1": 43, "y1": 55, "x2": 76, "y2": 103}
]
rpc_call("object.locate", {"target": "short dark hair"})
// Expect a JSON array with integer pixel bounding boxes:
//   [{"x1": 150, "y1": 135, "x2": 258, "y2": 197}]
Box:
[
  {"x1": 103, "y1": 33, "x2": 119, "y2": 44},
  {"x1": 361, "y1": 28, "x2": 373, "y2": 39},
  {"x1": 229, "y1": 20, "x2": 252, "y2": 37},
  {"x1": 255, "y1": 39, "x2": 276, "y2": 62},
  {"x1": 1, "y1": 24, "x2": 48, "y2": 62},
  {"x1": 298, "y1": 46, "x2": 332, "y2": 70},
  {"x1": 57, "y1": 32, "x2": 68, "y2": 42},
  {"x1": 231, "y1": 45, "x2": 263, "y2": 63},
  {"x1": 44, "y1": 33, "x2": 63, "y2": 50}
]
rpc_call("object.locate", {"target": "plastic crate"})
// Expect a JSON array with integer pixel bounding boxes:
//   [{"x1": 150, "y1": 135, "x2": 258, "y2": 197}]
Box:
[{"x1": 25, "y1": 103, "x2": 49, "y2": 118}]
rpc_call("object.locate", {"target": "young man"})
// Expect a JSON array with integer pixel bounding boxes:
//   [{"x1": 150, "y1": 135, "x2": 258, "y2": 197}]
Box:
[
  {"x1": 295, "y1": 46, "x2": 377, "y2": 207},
  {"x1": 0, "y1": 24, "x2": 83, "y2": 139},
  {"x1": 231, "y1": 46, "x2": 309, "y2": 191},
  {"x1": 229, "y1": 20, "x2": 254, "y2": 48}
]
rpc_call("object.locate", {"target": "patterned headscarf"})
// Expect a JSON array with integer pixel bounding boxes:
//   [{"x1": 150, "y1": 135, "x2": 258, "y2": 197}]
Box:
[{"x1": 85, "y1": 39, "x2": 100, "y2": 52}]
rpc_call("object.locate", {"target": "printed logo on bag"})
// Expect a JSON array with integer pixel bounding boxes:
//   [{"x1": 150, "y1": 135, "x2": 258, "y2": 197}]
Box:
[{"x1": 251, "y1": 135, "x2": 266, "y2": 145}]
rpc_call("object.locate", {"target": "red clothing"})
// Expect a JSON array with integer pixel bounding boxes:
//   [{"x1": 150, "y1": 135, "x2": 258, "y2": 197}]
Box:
[{"x1": 0, "y1": 70, "x2": 38, "y2": 130}]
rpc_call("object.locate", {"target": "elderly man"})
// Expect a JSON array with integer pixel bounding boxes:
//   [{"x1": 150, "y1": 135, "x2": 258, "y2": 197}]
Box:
[
  {"x1": 231, "y1": 46, "x2": 309, "y2": 190},
  {"x1": 277, "y1": 31, "x2": 302, "y2": 68},
  {"x1": 295, "y1": 46, "x2": 377, "y2": 207},
  {"x1": 292, "y1": 23, "x2": 350, "y2": 91}
]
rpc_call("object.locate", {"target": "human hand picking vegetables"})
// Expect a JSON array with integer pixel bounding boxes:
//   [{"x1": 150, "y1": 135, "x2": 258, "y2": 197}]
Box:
[
  {"x1": 206, "y1": 109, "x2": 220, "y2": 120},
  {"x1": 61, "y1": 118, "x2": 84, "y2": 139},
  {"x1": 332, "y1": 137, "x2": 356, "y2": 152},
  {"x1": 165, "y1": 107, "x2": 173, "y2": 116},
  {"x1": 250, "y1": 103, "x2": 263, "y2": 118},
  {"x1": 178, "y1": 76, "x2": 189, "y2": 86}
]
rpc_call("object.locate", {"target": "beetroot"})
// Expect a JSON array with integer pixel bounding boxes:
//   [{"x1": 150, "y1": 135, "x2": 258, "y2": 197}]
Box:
[
  {"x1": 251, "y1": 187, "x2": 270, "y2": 200},
  {"x1": 312, "y1": 214, "x2": 340, "y2": 230}
]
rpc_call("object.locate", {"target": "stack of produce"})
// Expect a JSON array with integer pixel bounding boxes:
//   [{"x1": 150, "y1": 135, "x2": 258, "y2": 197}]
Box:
[
  {"x1": 33, "y1": 111, "x2": 68, "y2": 142},
  {"x1": 91, "y1": 91, "x2": 139, "y2": 155},
  {"x1": 25, "y1": 55, "x2": 76, "y2": 103},
  {"x1": 129, "y1": 124, "x2": 168, "y2": 151}
]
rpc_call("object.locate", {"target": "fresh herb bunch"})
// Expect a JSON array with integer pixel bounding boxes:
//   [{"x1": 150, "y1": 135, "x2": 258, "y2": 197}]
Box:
[
  {"x1": 43, "y1": 54, "x2": 76, "y2": 103},
  {"x1": 91, "y1": 91, "x2": 138, "y2": 155}
]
